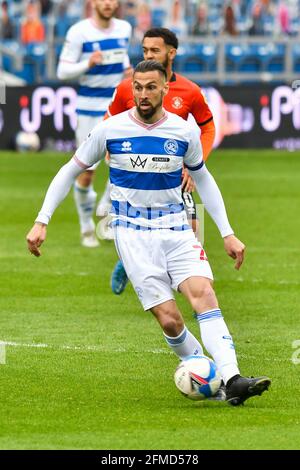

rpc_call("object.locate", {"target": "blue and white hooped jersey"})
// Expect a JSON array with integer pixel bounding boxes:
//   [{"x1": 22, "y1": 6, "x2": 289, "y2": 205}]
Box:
[
  {"x1": 59, "y1": 18, "x2": 131, "y2": 117},
  {"x1": 75, "y1": 109, "x2": 204, "y2": 230}
]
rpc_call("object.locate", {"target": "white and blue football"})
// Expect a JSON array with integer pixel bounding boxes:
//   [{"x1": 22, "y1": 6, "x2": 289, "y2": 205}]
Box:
[{"x1": 174, "y1": 355, "x2": 222, "y2": 400}]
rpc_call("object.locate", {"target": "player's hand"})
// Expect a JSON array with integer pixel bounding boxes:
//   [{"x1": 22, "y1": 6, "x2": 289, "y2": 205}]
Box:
[
  {"x1": 223, "y1": 234, "x2": 245, "y2": 270},
  {"x1": 181, "y1": 168, "x2": 195, "y2": 193},
  {"x1": 105, "y1": 151, "x2": 110, "y2": 163},
  {"x1": 26, "y1": 223, "x2": 47, "y2": 257},
  {"x1": 88, "y1": 51, "x2": 103, "y2": 68}
]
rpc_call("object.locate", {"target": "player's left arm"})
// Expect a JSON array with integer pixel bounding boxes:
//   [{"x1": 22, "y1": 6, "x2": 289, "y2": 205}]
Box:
[
  {"x1": 184, "y1": 128, "x2": 245, "y2": 270},
  {"x1": 190, "y1": 87, "x2": 215, "y2": 161}
]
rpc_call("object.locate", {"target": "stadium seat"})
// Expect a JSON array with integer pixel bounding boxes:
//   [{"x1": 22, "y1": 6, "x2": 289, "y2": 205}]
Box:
[
  {"x1": 151, "y1": 8, "x2": 166, "y2": 28},
  {"x1": 225, "y1": 43, "x2": 247, "y2": 72},
  {"x1": 239, "y1": 44, "x2": 262, "y2": 72},
  {"x1": 1, "y1": 39, "x2": 19, "y2": 74},
  {"x1": 265, "y1": 43, "x2": 285, "y2": 73},
  {"x1": 55, "y1": 15, "x2": 80, "y2": 39},
  {"x1": 181, "y1": 55, "x2": 205, "y2": 73},
  {"x1": 128, "y1": 43, "x2": 143, "y2": 68},
  {"x1": 290, "y1": 17, "x2": 300, "y2": 36},
  {"x1": 293, "y1": 44, "x2": 300, "y2": 72},
  {"x1": 25, "y1": 43, "x2": 47, "y2": 82},
  {"x1": 187, "y1": 43, "x2": 217, "y2": 72}
]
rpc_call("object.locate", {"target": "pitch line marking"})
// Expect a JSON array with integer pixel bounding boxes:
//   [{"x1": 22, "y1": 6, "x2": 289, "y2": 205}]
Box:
[
  {"x1": 0, "y1": 342, "x2": 6, "y2": 364},
  {"x1": 1, "y1": 341, "x2": 173, "y2": 355},
  {"x1": 1, "y1": 341, "x2": 287, "y2": 362}
]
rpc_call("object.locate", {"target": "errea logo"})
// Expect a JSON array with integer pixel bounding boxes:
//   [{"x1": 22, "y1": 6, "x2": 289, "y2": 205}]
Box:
[
  {"x1": 121, "y1": 141, "x2": 132, "y2": 152},
  {"x1": 164, "y1": 139, "x2": 179, "y2": 155}
]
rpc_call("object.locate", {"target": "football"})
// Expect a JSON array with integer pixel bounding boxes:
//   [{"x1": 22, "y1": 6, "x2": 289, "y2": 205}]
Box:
[
  {"x1": 15, "y1": 131, "x2": 40, "y2": 152},
  {"x1": 174, "y1": 355, "x2": 222, "y2": 400}
]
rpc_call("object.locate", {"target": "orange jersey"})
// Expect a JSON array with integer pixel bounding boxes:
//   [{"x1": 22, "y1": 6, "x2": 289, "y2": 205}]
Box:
[{"x1": 108, "y1": 73, "x2": 213, "y2": 126}]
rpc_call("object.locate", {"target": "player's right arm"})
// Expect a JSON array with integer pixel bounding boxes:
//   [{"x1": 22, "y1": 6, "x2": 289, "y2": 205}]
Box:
[
  {"x1": 57, "y1": 25, "x2": 103, "y2": 81},
  {"x1": 26, "y1": 123, "x2": 108, "y2": 257}
]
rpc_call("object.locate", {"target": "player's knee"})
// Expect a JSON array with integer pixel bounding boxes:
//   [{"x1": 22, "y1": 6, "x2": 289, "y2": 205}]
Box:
[
  {"x1": 161, "y1": 316, "x2": 184, "y2": 337},
  {"x1": 77, "y1": 171, "x2": 94, "y2": 187},
  {"x1": 153, "y1": 305, "x2": 184, "y2": 336}
]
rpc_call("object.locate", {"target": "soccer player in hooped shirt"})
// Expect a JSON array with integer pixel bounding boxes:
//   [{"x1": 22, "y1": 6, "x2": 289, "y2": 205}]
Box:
[
  {"x1": 57, "y1": 0, "x2": 132, "y2": 248},
  {"x1": 98, "y1": 28, "x2": 215, "y2": 294},
  {"x1": 27, "y1": 61, "x2": 271, "y2": 406}
]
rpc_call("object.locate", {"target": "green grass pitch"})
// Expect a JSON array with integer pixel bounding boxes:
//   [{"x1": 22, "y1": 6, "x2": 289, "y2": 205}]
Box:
[{"x1": 0, "y1": 149, "x2": 300, "y2": 450}]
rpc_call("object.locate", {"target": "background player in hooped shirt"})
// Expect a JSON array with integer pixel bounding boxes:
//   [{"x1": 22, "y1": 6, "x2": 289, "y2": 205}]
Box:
[
  {"x1": 57, "y1": 0, "x2": 132, "y2": 248},
  {"x1": 98, "y1": 28, "x2": 216, "y2": 294},
  {"x1": 26, "y1": 61, "x2": 271, "y2": 406}
]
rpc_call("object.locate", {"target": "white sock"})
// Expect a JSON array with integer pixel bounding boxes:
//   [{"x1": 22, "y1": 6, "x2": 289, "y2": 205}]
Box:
[
  {"x1": 74, "y1": 181, "x2": 97, "y2": 234},
  {"x1": 164, "y1": 326, "x2": 203, "y2": 360},
  {"x1": 196, "y1": 309, "x2": 240, "y2": 384},
  {"x1": 96, "y1": 179, "x2": 111, "y2": 217}
]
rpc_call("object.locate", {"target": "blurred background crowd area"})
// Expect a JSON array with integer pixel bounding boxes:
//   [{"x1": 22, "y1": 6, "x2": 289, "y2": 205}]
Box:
[{"x1": 1, "y1": 0, "x2": 300, "y2": 84}]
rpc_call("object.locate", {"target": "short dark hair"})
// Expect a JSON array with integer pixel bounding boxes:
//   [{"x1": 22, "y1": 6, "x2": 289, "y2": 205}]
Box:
[
  {"x1": 134, "y1": 60, "x2": 167, "y2": 81},
  {"x1": 143, "y1": 28, "x2": 178, "y2": 50}
]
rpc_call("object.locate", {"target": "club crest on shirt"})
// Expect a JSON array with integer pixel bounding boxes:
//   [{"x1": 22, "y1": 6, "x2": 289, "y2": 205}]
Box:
[
  {"x1": 164, "y1": 139, "x2": 179, "y2": 155},
  {"x1": 172, "y1": 96, "x2": 183, "y2": 109},
  {"x1": 92, "y1": 42, "x2": 100, "y2": 51},
  {"x1": 118, "y1": 39, "x2": 127, "y2": 48}
]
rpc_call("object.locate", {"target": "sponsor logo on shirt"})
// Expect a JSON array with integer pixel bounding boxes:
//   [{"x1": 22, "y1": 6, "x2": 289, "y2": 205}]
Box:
[
  {"x1": 152, "y1": 157, "x2": 170, "y2": 162},
  {"x1": 121, "y1": 141, "x2": 132, "y2": 152},
  {"x1": 130, "y1": 155, "x2": 147, "y2": 168}
]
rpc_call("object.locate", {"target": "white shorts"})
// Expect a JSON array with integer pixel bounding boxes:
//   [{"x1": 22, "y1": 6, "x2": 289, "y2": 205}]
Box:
[
  {"x1": 76, "y1": 114, "x2": 102, "y2": 171},
  {"x1": 114, "y1": 226, "x2": 213, "y2": 311}
]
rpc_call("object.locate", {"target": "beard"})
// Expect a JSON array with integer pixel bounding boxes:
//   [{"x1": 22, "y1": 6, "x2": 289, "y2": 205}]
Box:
[
  {"x1": 136, "y1": 103, "x2": 157, "y2": 119},
  {"x1": 95, "y1": 7, "x2": 115, "y2": 21},
  {"x1": 161, "y1": 55, "x2": 169, "y2": 70},
  {"x1": 136, "y1": 96, "x2": 163, "y2": 120}
]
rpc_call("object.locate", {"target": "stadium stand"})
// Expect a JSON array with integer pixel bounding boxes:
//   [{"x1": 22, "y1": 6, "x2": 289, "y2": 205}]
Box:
[{"x1": 0, "y1": 0, "x2": 299, "y2": 84}]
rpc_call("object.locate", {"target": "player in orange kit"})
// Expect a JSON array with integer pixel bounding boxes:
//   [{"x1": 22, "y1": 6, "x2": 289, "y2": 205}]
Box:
[
  {"x1": 108, "y1": 29, "x2": 215, "y2": 158},
  {"x1": 99, "y1": 28, "x2": 216, "y2": 295}
]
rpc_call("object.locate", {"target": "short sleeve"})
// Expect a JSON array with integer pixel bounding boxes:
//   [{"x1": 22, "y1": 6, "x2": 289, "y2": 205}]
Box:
[
  {"x1": 190, "y1": 86, "x2": 213, "y2": 127},
  {"x1": 74, "y1": 122, "x2": 107, "y2": 168},
  {"x1": 183, "y1": 126, "x2": 204, "y2": 171}
]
